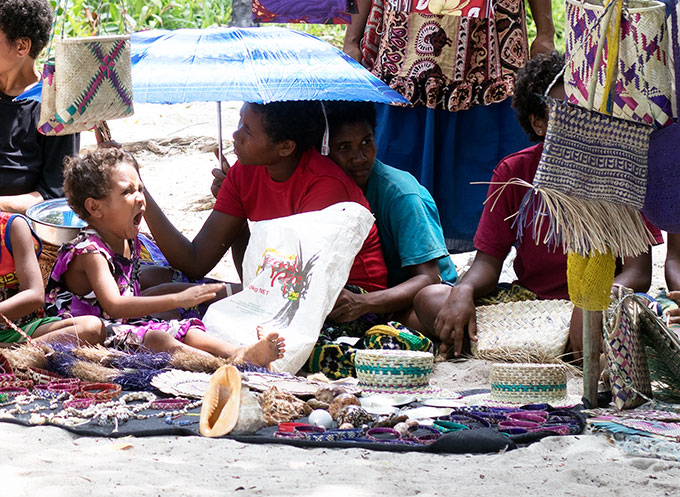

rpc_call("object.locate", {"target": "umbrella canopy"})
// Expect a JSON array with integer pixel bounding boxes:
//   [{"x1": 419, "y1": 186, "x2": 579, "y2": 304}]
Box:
[
  {"x1": 19, "y1": 26, "x2": 407, "y2": 105},
  {"x1": 130, "y1": 26, "x2": 406, "y2": 104}
]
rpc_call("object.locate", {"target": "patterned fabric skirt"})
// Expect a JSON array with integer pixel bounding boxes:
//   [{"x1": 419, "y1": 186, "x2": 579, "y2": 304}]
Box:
[
  {"x1": 103, "y1": 318, "x2": 206, "y2": 351},
  {"x1": 374, "y1": 100, "x2": 532, "y2": 252}
]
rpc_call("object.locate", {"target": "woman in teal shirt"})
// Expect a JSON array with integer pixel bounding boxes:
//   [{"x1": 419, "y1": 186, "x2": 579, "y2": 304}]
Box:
[{"x1": 325, "y1": 101, "x2": 456, "y2": 331}]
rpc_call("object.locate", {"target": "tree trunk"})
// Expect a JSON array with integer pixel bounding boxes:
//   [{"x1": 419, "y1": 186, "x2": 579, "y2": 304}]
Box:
[{"x1": 230, "y1": 0, "x2": 257, "y2": 27}]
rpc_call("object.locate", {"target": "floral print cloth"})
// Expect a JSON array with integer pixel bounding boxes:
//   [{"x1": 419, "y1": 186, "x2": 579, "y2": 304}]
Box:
[{"x1": 362, "y1": 0, "x2": 529, "y2": 111}]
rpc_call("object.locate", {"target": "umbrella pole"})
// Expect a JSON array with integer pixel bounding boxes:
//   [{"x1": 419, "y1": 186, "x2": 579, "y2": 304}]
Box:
[
  {"x1": 217, "y1": 102, "x2": 224, "y2": 170},
  {"x1": 582, "y1": 309, "x2": 601, "y2": 408}
]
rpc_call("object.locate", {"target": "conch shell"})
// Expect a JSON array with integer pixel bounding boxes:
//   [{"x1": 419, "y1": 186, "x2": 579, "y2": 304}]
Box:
[{"x1": 199, "y1": 365, "x2": 242, "y2": 437}]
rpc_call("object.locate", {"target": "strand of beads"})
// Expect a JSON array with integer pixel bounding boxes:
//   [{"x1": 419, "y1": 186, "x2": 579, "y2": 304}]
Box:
[{"x1": 154, "y1": 399, "x2": 203, "y2": 426}]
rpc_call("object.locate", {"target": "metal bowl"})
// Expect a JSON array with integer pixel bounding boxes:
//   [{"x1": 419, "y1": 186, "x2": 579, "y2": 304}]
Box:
[{"x1": 25, "y1": 198, "x2": 87, "y2": 245}]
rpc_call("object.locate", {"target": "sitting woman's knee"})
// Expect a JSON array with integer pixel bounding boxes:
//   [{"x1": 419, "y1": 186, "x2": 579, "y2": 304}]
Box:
[
  {"x1": 142, "y1": 330, "x2": 179, "y2": 352},
  {"x1": 74, "y1": 316, "x2": 107, "y2": 344},
  {"x1": 414, "y1": 283, "x2": 449, "y2": 312}
]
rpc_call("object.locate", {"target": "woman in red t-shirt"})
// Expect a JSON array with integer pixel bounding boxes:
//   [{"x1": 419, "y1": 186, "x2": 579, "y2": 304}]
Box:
[{"x1": 144, "y1": 100, "x2": 387, "y2": 304}]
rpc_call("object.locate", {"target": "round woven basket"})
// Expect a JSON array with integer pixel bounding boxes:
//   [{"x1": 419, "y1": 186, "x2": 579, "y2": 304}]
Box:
[
  {"x1": 354, "y1": 350, "x2": 434, "y2": 390},
  {"x1": 490, "y1": 363, "x2": 568, "y2": 404},
  {"x1": 39, "y1": 241, "x2": 60, "y2": 287}
]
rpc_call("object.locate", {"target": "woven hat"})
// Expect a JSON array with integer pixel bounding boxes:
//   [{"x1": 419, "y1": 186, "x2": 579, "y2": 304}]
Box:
[
  {"x1": 354, "y1": 350, "x2": 440, "y2": 397},
  {"x1": 473, "y1": 300, "x2": 573, "y2": 362},
  {"x1": 460, "y1": 363, "x2": 583, "y2": 408}
]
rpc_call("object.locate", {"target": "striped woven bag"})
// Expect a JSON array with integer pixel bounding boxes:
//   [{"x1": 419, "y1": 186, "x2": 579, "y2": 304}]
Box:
[
  {"x1": 564, "y1": 0, "x2": 671, "y2": 128},
  {"x1": 604, "y1": 293, "x2": 653, "y2": 410}
]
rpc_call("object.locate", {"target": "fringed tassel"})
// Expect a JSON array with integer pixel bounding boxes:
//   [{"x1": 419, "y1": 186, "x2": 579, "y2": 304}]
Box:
[
  {"x1": 1, "y1": 343, "x2": 51, "y2": 371},
  {"x1": 115, "y1": 368, "x2": 166, "y2": 391},
  {"x1": 511, "y1": 183, "x2": 656, "y2": 258}
]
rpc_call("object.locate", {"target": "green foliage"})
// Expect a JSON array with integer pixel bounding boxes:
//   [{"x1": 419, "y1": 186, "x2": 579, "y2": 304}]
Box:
[
  {"x1": 49, "y1": 0, "x2": 232, "y2": 36},
  {"x1": 271, "y1": 23, "x2": 346, "y2": 48},
  {"x1": 48, "y1": 1, "x2": 564, "y2": 53},
  {"x1": 526, "y1": 0, "x2": 566, "y2": 53}
]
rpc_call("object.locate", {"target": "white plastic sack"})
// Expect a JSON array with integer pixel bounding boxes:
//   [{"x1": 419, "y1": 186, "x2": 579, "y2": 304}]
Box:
[{"x1": 202, "y1": 202, "x2": 375, "y2": 373}]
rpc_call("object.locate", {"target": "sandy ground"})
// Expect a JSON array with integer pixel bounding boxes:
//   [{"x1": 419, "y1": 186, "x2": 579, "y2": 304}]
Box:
[{"x1": 2, "y1": 103, "x2": 679, "y2": 496}]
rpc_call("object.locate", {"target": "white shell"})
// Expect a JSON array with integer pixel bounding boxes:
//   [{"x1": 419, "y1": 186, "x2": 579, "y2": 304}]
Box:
[
  {"x1": 308, "y1": 409, "x2": 333, "y2": 428},
  {"x1": 394, "y1": 422, "x2": 410, "y2": 435},
  {"x1": 359, "y1": 396, "x2": 397, "y2": 415},
  {"x1": 400, "y1": 406, "x2": 453, "y2": 420},
  {"x1": 421, "y1": 398, "x2": 466, "y2": 408}
]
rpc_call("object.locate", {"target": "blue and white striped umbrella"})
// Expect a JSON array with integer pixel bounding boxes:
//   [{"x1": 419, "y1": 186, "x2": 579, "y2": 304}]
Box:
[{"x1": 19, "y1": 26, "x2": 407, "y2": 105}]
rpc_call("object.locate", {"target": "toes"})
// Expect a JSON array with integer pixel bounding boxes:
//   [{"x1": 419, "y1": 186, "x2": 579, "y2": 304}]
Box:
[{"x1": 256, "y1": 326, "x2": 264, "y2": 340}]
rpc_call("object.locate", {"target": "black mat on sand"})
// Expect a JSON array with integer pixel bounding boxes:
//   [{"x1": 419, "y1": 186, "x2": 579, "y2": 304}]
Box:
[{"x1": 0, "y1": 395, "x2": 587, "y2": 453}]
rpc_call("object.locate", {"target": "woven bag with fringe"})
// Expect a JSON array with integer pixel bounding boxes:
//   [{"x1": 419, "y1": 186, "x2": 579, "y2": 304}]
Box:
[
  {"x1": 472, "y1": 300, "x2": 574, "y2": 363},
  {"x1": 515, "y1": 0, "x2": 655, "y2": 259}
]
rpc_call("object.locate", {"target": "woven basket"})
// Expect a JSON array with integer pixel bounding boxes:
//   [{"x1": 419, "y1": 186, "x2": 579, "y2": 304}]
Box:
[
  {"x1": 354, "y1": 350, "x2": 434, "y2": 390},
  {"x1": 603, "y1": 295, "x2": 652, "y2": 409},
  {"x1": 630, "y1": 295, "x2": 680, "y2": 397},
  {"x1": 473, "y1": 300, "x2": 573, "y2": 362},
  {"x1": 490, "y1": 363, "x2": 568, "y2": 404},
  {"x1": 39, "y1": 241, "x2": 60, "y2": 287},
  {"x1": 54, "y1": 35, "x2": 133, "y2": 126}
]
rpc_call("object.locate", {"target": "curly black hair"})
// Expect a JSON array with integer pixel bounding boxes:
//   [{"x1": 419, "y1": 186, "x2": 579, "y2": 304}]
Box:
[
  {"x1": 324, "y1": 101, "x2": 377, "y2": 135},
  {"x1": 0, "y1": 0, "x2": 53, "y2": 59},
  {"x1": 250, "y1": 101, "x2": 325, "y2": 152},
  {"x1": 64, "y1": 148, "x2": 139, "y2": 220},
  {"x1": 512, "y1": 51, "x2": 565, "y2": 142}
]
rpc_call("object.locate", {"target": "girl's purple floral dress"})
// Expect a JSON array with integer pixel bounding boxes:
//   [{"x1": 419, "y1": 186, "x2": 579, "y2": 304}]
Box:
[{"x1": 45, "y1": 229, "x2": 205, "y2": 350}]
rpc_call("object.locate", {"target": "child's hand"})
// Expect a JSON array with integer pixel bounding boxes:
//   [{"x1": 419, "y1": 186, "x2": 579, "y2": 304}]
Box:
[{"x1": 175, "y1": 283, "x2": 225, "y2": 308}]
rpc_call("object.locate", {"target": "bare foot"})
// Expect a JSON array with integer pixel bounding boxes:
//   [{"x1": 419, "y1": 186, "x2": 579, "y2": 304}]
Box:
[{"x1": 241, "y1": 332, "x2": 285, "y2": 368}]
